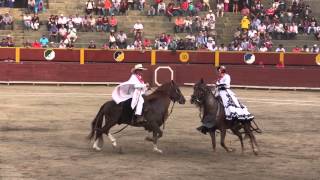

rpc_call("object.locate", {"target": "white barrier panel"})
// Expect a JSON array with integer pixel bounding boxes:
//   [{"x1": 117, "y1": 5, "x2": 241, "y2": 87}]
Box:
[{"x1": 154, "y1": 66, "x2": 174, "y2": 86}]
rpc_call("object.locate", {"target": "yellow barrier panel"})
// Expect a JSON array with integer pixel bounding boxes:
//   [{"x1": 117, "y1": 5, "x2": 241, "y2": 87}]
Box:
[
  {"x1": 15, "y1": 47, "x2": 20, "y2": 63},
  {"x1": 151, "y1": 50, "x2": 156, "y2": 65},
  {"x1": 279, "y1": 52, "x2": 284, "y2": 65},
  {"x1": 214, "y1": 51, "x2": 220, "y2": 67},
  {"x1": 80, "y1": 48, "x2": 85, "y2": 64}
]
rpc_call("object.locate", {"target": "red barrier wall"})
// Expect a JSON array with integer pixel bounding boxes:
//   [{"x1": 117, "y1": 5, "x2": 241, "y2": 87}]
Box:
[
  {"x1": 0, "y1": 49, "x2": 319, "y2": 87},
  {"x1": 0, "y1": 63, "x2": 319, "y2": 87}
]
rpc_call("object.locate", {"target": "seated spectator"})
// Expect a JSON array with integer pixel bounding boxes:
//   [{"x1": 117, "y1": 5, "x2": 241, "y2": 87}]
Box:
[
  {"x1": 241, "y1": 5, "x2": 250, "y2": 16},
  {"x1": 127, "y1": 43, "x2": 135, "y2": 49},
  {"x1": 301, "y1": 45, "x2": 310, "y2": 52},
  {"x1": 311, "y1": 44, "x2": 319, "y2": 53},
  {"x1": 180, "y1": 0, "x2": 189, "y2": 16},
  {"x1": 275, "y1": 44, "x2": 286, "y2": 52},
  {"x1": 259, "y1": 44, "x2": 268, "y2": 52},
  {"x1": 88, "y1": 40, "x2": 97, "y2": 48},
  {"x1": 206, "y1": 37, "x2": 216, "y2": 51},
  {"x1": 241, "y1": 16, "x2": 250, "y2": 31},
  {"x1": 133, "y1": 20, "x2": 144, "y2": 36},
  {"x1": 206, "y1": 10, "x2": 215, "y2": 21},
  {"x1": 188, "y1": 2, "x2": 197, "y2": 16},
  {"x1": 216, "y1": 0, "x2": 224, "y2": 17},
  {"x1": 307, "y1": 17, "x2": 317, "y2": 35},
  {"x1": 110, "y1": 43, "x2": 119, "y2": 49},
  {"x1": 95, "y1": 0, "x2": 105, "y2": 15},
  {"x1": 96, "y1": 16, "x2": 103, "y2": 32},
  {"x1": 109, "y1": 14, "x2": 118, "y2": 32},
  {"x1": 113, "y1": 0, "x2": 121, "y2": 15},
  {"x1": 88, "y1": 15, "x2": 96, "y2": 32},
  {"x1": 3, "y1": 12, "x2": 13, "y2": 29},
  {"x1": 23, "y1": 13, "x2": 32, "y2": 30},
  {"x1": 101, "y1": 16, "x2": 109, "y2": 32},
  {"x1": 49, "y1": 24, "x2": 59, "y2": 42},
  {"x1": 73, "y1": 14, "x2": 83, "y2": 30},
  {"x1": 119, "y1": 0, "x2": 129, "y2": 15},
  {"x1": 147, "y1": 4, "x2": 156, "y2": 17},
  {"x1": 138, "y1": 0, "x2": 145, "y2": 11},
  {"x1": 58, "y1": 25, "x2": 68, "y2": 41},
  {"x1": 104, "y1": 0, "x2": 112, "y2": 15},
  {"x1": 66, "y1": 41, "x2": 74, "y2": 48},
  {"x1": 143, "y1": 38, "x2": 152, "y2": 50},
  {"x1": 184, "y1": 16, "x2": 193, "y2": 33},
  {"x1": 108, "y1": 31, "x2": 117, "y2": 47},
  {"x1": 67, "y1": 27, "x2": 77, "y2": 42},
  {"x1": 134, "y1": 39, "x2": 143, "y2": 50},
  {"x1": 58, "y1": 14, "x2": 67, "y2": 29},
  {"x1": 6, "y1": 35, "x2": 14, "y2": 47},
  {"x1": 32, "y1": 40, "x2": 41, "y2": 48},
  {"x1": 218, "y1": 43, "x2": 227, "y2": 51},
  {"x1": 59, "y1": 41, "x2": 66, "y2": 48},
  {"x1": 31, "y1": 14, "x2": 40, "y2": 30},
  {"x1": 39, "y1": 35, "x2": 49, "y2": 48},
  {"x1": 158, "y1": 0, "x2": 166, "y2": 15},
  {"x1": 175, "y1": 16, "x2": 185, "y2": 33},
  {"x1": 23, "y1": 39, "x2": 32, "y2": 48},
  {"x1": 86, "y1": 0, "x2": 95, "y2": 14},
  {"x1": 116, "y1": 30, "x2": 127, "y2": 49},
  {"x1": 292, "y1": 45, "x2": 301, "y2": 52}
]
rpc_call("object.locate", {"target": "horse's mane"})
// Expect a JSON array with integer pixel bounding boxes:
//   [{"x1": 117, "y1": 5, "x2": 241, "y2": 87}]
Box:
[{"x1": 145, "y1": 82, "x2": 172, "y2": 101}]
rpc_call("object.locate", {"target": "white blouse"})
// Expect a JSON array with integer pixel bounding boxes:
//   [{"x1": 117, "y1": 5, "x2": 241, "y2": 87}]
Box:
[{"x1": 216, "y1": 74, "x2": 231, "y2": 89}]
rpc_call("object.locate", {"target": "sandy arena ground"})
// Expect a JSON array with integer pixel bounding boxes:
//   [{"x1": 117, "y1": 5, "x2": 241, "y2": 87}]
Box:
[{"x1": 0, "y1": 85, "x2": 319, "y2": 180}]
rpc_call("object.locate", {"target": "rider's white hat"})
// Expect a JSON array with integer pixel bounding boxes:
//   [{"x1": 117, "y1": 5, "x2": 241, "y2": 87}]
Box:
[{"x1": 131, "y1": 64, "x2": 147, "y2": 73}]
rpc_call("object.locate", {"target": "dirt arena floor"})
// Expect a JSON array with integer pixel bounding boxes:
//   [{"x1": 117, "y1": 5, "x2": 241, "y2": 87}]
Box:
[{"x1": 0, "y1": 85, "x2": 319, "y2": 180}]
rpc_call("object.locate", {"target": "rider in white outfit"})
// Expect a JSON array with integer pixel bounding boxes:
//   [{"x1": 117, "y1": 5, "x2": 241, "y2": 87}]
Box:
[
  {"x1": 216, "y1": 66, "x2": 254, "y2": 121},
  {"x1": 112, "y1": 64, "x2": 148, "y2": 122}
]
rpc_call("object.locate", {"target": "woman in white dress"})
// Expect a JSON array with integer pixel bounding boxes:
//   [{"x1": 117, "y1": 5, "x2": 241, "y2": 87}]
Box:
[{"x1": 216, "y1": 65, "x2": 254, "y2": 121}]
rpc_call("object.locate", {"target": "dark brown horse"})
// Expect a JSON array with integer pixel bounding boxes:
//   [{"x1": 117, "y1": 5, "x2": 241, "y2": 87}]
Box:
[
  {"x1": 191, "y1": 79, "x2": 260, "y2": 155},
  {"x1": 88, "y1": 81, "x2": 186, "y2": 153}
]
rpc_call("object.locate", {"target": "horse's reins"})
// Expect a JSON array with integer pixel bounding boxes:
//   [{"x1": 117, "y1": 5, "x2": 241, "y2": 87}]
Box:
[{"x1": 163, "y1": 101, "x2": 175, "y2": 130}]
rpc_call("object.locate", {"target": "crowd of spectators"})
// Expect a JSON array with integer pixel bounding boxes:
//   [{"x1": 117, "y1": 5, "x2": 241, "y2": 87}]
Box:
[
  {"x1": 27, "y1": 0, "x2": 45, "y2": 14},
  {"x1": 0, "y1": 0, "x2": 14, "y2": 8}
]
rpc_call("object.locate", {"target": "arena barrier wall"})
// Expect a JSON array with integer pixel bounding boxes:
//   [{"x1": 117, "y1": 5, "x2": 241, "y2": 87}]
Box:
[{"x1": 0, "y1": 47, "x2": 319, "y2": 87}]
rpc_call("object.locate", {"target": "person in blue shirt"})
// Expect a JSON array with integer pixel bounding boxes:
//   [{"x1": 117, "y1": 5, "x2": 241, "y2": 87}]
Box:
[{"x1": 39, "y1": 34, "x2": 49, "y2": 48}]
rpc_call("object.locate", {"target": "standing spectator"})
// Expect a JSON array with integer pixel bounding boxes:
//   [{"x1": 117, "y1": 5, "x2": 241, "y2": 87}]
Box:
[
  {"x1": 224, "y1": 0, "x2": 229, "y2": 12},
  {"x1": 31, "y1": 13, "x2": 40, "y2": 30},
  {"x1": 104, "y1": 0, "x2": 112, "y2": 15},
  {"x1": 39, "y1": 35, "x2": 49, "y2": 48},
  {"x1": 217, "y1": 0, "x2": 224, "y2": 17},
  {"x1": 109, "y1": 14, "x2": 118, "y2": 32},
  {"x1": 233, "y1": 0, "x2": 239, "y2": 14},
  {"x1": 139, "y1": 0, "x2": 145, "y2": 11},
  {"x1": 108, "y1": 31, "x2": 117, "y2": 47},
  {"x1": 116, "y1": 30, "x2": 127, "y2": 49},
  {"x1": 88, "y1": 15, "x2": 96, "y2": 32},
  {"x1": 206, "y1": 10, "x2": 215, "y2": 21},
  {"x1": 203, "y1": 0, "x2": 210, "y2": 10},
  {"x1": 86, "y1": 0, "x2": 95, "y2": 14},
  {"x1": 28, "y1": 0, "x2": 36, "y2": 13}
]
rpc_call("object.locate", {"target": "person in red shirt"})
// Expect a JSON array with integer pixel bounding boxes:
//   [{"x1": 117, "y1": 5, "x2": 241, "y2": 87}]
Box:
[
  {"x1": 104, "y1": 0, "x2": 112, "y2": 15},
  {"x1": 292, "y1": 45, "x2": 301, "y2": 53},
  {"x1": 32, "y1": 40, "x2": 41, "y2": 48},
  {"x1": 180, "y1": 0, "x2": 189, "y2": 16},
  {"x1": 109, "y1": 14, "x2": 118, "y2": 32}
]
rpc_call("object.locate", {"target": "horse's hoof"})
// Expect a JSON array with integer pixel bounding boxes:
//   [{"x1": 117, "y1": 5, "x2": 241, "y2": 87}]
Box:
[
  {"x1": 111, "y1": 141, "x2": 117, "y2": 147},
  {"x1": 145, "y1": 137, "x2": 153, "y2": 142},
  {"x1": 253, "y1": 148, "x2": 259, "y2": 155},
  {"x1": 227, "y1": 148, "x2": 234, "y2": 153},
  {"x1": 93, "y1": 146, "x2": 102, "y2": 151},
  {"x1": 153, "y1": 148, "x2": 163, "y2": 154}
]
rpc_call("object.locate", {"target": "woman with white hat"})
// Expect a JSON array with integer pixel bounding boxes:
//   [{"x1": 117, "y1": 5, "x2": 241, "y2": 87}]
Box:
[{"x1": 112, "y1": 64, "x2": 148, "y2": 123}]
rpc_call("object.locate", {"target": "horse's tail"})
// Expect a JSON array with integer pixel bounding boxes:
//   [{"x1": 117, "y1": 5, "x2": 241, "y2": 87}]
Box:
[{"x1": 87, "y1": 102, "x2": 107, "y2": 141}]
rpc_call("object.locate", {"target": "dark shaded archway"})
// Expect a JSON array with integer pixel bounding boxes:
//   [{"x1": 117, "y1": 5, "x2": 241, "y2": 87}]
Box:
[{"x1": 15, "y1": 0, "x2": 28, "y2": 8}]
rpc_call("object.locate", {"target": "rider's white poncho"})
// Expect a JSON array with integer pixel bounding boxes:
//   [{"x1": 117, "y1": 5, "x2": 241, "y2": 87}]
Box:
[
  {"x1": 112, "y1": 74, "x2": 147, "y2": 115},
  {"x1": 216, "y1": 74, "x2": 254, "y2": 121}
]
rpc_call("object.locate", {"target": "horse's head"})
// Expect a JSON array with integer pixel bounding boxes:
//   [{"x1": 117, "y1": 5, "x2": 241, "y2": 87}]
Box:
[
  {"x1": 191, "y1": 78, "x2": 209, "y2": 106},
  {"x1": 168, "y1": 80, "x2": 186, "y2": 104}
]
